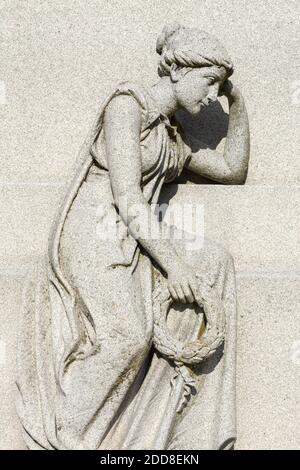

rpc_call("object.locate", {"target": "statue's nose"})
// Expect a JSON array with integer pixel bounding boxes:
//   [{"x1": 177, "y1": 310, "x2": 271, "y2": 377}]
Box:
[{"x1": 207, "y1": 89, "x2": 218, "y2": 103}]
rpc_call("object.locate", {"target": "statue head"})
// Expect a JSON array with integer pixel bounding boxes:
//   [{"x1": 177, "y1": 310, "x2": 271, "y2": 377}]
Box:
[{"x1": 156, "y1": 23, "x2": 234, "y2": 114}]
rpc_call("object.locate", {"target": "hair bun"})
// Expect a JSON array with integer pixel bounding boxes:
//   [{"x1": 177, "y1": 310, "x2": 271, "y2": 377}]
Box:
[{"x1": 156, "y1": 22, "x2": 183, "y2": 54}]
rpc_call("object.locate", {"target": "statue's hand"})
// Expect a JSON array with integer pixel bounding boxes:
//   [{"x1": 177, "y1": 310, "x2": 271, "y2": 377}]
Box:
[
  {"x1": 219, "y1": 79, "x2": 241, "y2": 101},
  {"x1": 167, "y1": 262, "x2": 198, "y2": 304}
]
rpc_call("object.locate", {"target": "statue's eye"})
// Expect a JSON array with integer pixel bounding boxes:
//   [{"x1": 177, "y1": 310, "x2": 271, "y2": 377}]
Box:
[{"x1": 207, "y1": 77, "x2": 215, "y2": 85}]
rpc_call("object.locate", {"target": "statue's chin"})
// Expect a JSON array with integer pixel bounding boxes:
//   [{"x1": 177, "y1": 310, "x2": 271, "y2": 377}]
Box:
[
  {"x1": 188, "y1": 104, "x2": 204, "y2": 115},
  {"x1": 180, "y1": 102, "x2": 206, "y2": 115}
]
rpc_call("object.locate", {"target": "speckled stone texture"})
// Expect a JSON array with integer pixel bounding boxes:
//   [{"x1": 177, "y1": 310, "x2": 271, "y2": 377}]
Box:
[{"x1": 0, "y1": 0, "x2": 299, "y2": 449}]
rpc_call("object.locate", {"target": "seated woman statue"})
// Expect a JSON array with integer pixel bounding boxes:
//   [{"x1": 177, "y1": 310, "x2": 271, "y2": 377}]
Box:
[{"x1": 17, "y1": 23, "x2": 250, "y2": 450}]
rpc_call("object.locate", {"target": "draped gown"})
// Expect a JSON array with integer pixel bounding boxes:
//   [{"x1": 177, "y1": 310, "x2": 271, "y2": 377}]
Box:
[{"x1": 16, "y1": 81, "x2": 237, "y2": 450}]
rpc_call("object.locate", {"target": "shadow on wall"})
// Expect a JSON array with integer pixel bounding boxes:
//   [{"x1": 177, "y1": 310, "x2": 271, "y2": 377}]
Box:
[{"x1": 174, "y1": 101, "x2": 229, "y2": 185}]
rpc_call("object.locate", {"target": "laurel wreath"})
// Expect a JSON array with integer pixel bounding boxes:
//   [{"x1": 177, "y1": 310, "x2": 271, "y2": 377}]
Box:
[
  {"x1": 153, "y1": 282, "x2": 226, "y2": 364},
  {"x1": 152, "y1": 280, "x2": 226, "y2": 412}
]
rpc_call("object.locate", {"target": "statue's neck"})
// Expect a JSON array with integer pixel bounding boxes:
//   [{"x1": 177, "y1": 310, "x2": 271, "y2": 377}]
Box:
[{"x1": 148, "y1": 77, "x2": 178, "y2": 118}]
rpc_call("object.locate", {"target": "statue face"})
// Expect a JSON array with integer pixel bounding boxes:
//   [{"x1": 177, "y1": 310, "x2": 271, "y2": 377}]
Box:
[{"x1": 173, "y1": 65, "x2": 227, "y2": 115}]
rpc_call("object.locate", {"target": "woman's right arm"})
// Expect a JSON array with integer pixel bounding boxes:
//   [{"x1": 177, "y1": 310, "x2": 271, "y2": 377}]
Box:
[
  {"x1": 185, "y1": 82, "x2": 250, "y2": 184},
  {"x1": 103, "y1": 94, "x2": 198, "y2": 303}
]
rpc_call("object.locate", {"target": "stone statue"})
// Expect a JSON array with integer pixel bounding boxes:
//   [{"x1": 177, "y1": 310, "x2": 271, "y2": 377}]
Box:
[{"x1": 16, "y1": 23, "x2": 250, "y2": 450}]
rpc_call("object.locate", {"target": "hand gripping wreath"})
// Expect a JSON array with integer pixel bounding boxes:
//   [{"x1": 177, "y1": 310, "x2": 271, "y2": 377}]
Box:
[{"x1": 153, "y1": 278, "x2": 226, "y2": 365}]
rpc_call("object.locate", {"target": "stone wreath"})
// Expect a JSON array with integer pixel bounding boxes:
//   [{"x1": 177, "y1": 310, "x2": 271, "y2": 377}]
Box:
[{"x1": 153, "y1": 279, "x2": 226, "y2": 412}]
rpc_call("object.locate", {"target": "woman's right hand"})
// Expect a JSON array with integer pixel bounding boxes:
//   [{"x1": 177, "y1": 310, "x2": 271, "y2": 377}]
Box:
[
  {"x1": 167, "y1": 261, "x2": 199, "y2": 304},
  {"x1": 219, "y1": 79, "x2": 242, "y2": 102}
]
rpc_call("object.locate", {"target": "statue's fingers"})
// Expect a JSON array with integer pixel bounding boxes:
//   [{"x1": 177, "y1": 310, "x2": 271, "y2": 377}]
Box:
[
  {"x1": 182, "y1": 284, "x2": 194, "y2": 304},
  {"x1": 159, "y1": 288, "x2": 171, "y2": 303},
  {"x1": 168, "y1": 285, "x2": 178, "y2": 301},
  {"x1": 174, "y1": 284, "x2": 187, "y2": 303},
  {"x1": 188, "y1": 278, "x2": 201, "y2": 304}
]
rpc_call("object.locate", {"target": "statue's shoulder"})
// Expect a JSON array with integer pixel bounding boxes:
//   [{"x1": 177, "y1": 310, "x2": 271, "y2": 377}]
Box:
[{"x1": 109, "y1": 80, "x2": 150, "y2": 113}]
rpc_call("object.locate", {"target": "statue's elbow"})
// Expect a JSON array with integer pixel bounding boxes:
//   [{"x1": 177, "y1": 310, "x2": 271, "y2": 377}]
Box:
[
  {"x1": 223, "y1": 169, "x2": 248, "y2": 185},
  {"x1": 234, "y1": 169, "x2": 248, "y2": 184}
]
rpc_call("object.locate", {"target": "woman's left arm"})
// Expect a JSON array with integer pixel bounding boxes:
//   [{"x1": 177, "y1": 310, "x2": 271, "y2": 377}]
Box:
[{"x1": 185, "y1": 81, "x2": 250, "y2": 184}]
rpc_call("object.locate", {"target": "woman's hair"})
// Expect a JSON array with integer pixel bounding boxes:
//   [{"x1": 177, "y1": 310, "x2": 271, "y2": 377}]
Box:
[{"x1": 156, "y1": 23, "x2": 234, "y2": 79}]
